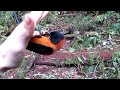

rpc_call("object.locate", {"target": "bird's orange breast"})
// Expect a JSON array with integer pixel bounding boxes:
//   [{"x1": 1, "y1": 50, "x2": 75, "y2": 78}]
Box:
[{"x1": 30, "y1": 36, "x2": 64, "y2": 51}]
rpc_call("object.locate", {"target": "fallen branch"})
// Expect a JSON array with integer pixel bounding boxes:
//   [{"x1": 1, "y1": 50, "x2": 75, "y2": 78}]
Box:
[
  {"x1": 58, "y1": 13, "x2": 83, "y2": 18},
  {"x1": 34, "y1": 61, "x2": 98, "y2": 67}
]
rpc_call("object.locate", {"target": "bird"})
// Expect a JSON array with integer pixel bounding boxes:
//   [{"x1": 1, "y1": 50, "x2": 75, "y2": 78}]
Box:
[{"x1": 26, "y1": 31, "x2": 65, "y2": 55}]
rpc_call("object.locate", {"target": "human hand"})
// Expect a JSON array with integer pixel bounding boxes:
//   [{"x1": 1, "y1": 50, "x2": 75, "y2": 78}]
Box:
[{"x1": 0, "y1": 11, "x2": 49, "y2": 72}]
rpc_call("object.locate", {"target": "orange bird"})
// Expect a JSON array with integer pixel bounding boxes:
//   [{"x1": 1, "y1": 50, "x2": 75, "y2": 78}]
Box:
[{"x1": 26, "y1": 31, "x2": 65, "y2": 55}]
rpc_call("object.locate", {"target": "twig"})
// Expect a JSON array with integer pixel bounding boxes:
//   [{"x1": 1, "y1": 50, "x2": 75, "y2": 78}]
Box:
[
  {"x1": 92, "y1": 11, "x2": 99, "y2": 20},
  {"x1": 91, "y1": 60, "x2": 100, "y2": 78},
  {"x1": 58, "y1": 13, "x2": 82, "y2": 18},
  {"x1": 76, "y1": 62, "x2": 86, "y2": 76}
]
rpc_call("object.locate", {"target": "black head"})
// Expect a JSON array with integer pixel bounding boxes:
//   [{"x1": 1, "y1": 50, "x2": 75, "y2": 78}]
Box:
[{"x1": 49, "y1": 31, "x2": 64, "y2": 44}]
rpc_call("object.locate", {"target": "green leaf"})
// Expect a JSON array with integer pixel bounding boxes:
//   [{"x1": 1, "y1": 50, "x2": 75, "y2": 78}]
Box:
[
  {"x1": 76, "y1": 56, "x2": 84, "y2": 64},
  {"x1": 118, "y1": 71, "x2": 120, "y2": 78},
  {"x1": 69, "y1": 47, "x2": 75, "y2": 52},
  {"x1": 107, "y1": 28, "x2": 116, "y2": 35},
  {"x1": 4, "y1": 11, "x2": 13, "y2": 23},
  {"x1": 0, "y1": 25, "x2": 5, "y2": 30},
  {"x1": 96, "y1": 15, "x2": 105, "y2": 21},
  {"x1": 111, "y1": 23, "x2": 120, "y2": 30}
]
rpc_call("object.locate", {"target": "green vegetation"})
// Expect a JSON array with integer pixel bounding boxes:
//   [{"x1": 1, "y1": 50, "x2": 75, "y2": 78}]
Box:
[{"x1": 0, "y1": 11, "x2": 120, "y2": 79}]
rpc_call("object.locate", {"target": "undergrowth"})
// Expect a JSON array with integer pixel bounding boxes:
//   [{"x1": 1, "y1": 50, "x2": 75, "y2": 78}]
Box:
[{"x1": 0, "y1": 11, "x2": 120, "y2": 79}]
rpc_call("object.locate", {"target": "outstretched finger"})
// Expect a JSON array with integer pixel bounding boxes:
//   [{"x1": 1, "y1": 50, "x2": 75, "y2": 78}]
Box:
[{"x1": 29, "y1": 11, "x2": 49, "y2": 25}]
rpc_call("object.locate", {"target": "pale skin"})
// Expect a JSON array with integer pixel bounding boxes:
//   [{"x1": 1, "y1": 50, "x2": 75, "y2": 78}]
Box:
[{"x1": 0, "y1": 11, "x2": 49, "y2": 72}]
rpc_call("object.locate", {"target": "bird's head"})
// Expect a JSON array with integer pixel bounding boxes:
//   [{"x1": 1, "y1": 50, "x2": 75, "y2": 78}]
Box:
[{"x1": 46, "y1": 31, "x2": 64, "y2": 44}]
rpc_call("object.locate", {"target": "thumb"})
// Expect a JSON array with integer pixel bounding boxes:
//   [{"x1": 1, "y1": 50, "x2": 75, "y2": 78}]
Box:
[{"x1": 23, "y1": 14, "x2": 35, "y2": 35}]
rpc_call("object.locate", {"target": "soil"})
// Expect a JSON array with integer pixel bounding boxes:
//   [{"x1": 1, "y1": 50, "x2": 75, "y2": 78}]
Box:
[
  {"x1": 1, "y1": 11, "x2": 120, "y2": 79},
  {"x1": 1, "y1": 36, "x2": 120, "y2": 79}
]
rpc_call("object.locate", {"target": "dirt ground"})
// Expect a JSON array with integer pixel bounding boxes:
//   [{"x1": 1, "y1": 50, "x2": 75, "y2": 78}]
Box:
[
  {"x1": 1, "y1": 11, "x2": 120, "y2": 79},
  {"x1": 1, "y1": 36, "x2": 120, "y2": 79}
]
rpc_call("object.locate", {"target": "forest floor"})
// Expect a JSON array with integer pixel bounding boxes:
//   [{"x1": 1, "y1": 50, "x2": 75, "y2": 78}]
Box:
[{"x1": 0, "y1": 11, "x2": 120, "y2": 79}]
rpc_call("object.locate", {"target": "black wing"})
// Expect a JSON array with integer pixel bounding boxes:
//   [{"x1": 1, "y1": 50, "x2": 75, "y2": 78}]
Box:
[{"x1": 26, "y1": 42, "x2": 54, "y2": 55}]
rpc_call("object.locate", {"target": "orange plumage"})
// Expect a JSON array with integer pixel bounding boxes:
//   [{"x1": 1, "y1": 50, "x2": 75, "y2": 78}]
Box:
[
  {"x1": 26, "y1": 31, "x2": 65, "y2": 55},
  {"x1": 30, "y1": 36, "x2": 64, "y2": 51}
]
